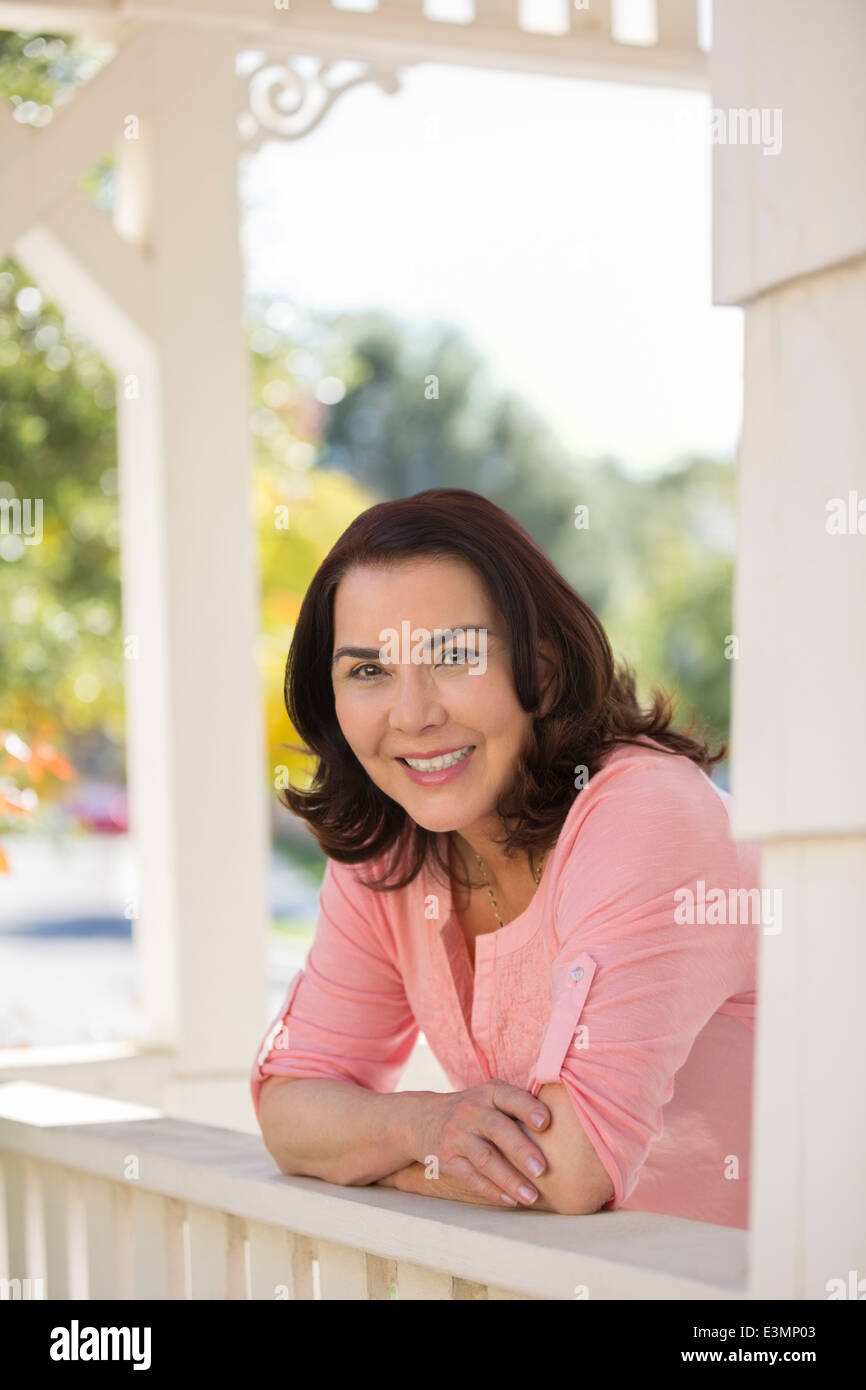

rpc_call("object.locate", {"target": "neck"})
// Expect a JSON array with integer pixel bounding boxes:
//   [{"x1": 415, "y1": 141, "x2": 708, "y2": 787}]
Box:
[{"x1": 450, "y1": 825, "x2": 539, "y2": 891}]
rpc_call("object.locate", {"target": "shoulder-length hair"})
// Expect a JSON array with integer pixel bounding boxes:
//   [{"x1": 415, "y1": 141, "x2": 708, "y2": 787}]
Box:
[{"x1": 280, "y1": 488, "x2": 725, "y2": 891}]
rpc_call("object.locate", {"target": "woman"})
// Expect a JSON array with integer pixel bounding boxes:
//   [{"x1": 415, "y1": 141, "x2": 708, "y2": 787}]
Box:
[{"x1": 252, "y1": 488, "x2": 760, "y2": 1227}]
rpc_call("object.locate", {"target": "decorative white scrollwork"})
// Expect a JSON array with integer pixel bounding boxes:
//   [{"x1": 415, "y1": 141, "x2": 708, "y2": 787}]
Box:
[{"x1": 238, "y1": 54, "x2": 401, "y2": 147}]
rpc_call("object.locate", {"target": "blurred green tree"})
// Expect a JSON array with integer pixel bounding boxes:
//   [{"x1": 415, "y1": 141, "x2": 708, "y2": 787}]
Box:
[{"x1": 0, "y1": 260, "x2": 122, "y2": 759}]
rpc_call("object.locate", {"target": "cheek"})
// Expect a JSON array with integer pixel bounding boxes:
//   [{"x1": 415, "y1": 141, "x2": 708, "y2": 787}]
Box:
[
  {"x1": 466, "y1": 684, "x2": 532, "y2": 761},
  {"x1": 333, "y1": 690, "x2": 359, "y2": 745},
  {"x1": 333, "y1": 689, "x2": 382, "y2": 755},
  {"x1": 451, "y1": 672, "x2": 522, "y2": 733}
]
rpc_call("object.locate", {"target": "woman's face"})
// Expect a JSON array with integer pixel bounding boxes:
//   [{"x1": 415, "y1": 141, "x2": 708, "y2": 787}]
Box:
[{"x1": 331, "y1": 557, "x2": 534, "y2": 838}]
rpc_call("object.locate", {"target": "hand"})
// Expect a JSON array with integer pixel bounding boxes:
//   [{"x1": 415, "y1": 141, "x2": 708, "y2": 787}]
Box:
[
  {"x1": 377, "y1": 1160, "x2": 559, "y2": 1210},
  {"x1": 411, "y1": 1081, "x2": 552, "y2": 1208}
]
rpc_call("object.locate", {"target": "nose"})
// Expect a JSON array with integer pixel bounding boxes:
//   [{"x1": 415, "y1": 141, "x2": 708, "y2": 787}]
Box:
[{"x1": 387, "y1": 663, "x2": 448, "y2": 736}]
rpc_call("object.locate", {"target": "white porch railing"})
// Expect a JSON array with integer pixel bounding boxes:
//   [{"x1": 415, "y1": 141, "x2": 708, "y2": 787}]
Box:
[{"x1": 0, "y1": 1082, "x2": 747, "y2": 1301}]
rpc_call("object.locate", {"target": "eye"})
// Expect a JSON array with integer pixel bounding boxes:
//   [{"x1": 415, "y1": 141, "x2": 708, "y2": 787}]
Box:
[
  {"x1": 438, "y1": 644, "x2": 469, "y2": 665},
  {"x1": 434, "y1": 635, "x2": 477, "y2": 666},
  {"x1": 348, "y1": 662, "x2": 386, "y2": 680}
]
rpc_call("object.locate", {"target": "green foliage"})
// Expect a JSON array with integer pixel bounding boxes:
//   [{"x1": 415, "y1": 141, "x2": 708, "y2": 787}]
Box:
[
  {"x1": 585, "y1": 459, "x2": 735, "y2": 748},
  {"x1": 0, "y1": 260, "x2": 124, "y2": 768},
  {"x1": 0, "y1": 30, "x2": 76, "y2": 113}
]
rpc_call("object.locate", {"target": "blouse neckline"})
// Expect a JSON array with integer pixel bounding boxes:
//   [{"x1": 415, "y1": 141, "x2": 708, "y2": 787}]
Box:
[{"x1": 435, "y1": 833, "x2": 556, "y2": 966}]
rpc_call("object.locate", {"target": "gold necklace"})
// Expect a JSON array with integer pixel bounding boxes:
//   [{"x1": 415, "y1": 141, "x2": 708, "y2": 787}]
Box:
[{"x1": 470, "y1": 847, "x2": 546, "y2": 931}]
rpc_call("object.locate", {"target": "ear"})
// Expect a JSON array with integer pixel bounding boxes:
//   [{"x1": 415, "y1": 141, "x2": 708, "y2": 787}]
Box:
[{"x1": 536, "y1": 638, "x2": 559, "y2": 718}]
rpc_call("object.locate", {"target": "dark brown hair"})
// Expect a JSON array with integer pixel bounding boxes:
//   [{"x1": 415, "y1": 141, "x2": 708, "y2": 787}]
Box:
[{"x1": 279, "y1": 488, "x2": 726, "y2": 890}]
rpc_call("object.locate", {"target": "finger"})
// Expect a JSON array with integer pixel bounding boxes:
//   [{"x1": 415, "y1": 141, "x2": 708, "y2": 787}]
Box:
[
  {"x1": 447, "y1": 1153, "x2": 522, "y2": 1208},
  {"x1": 462, "y1": 1132, "x2": 539, "y2": 1207},
  {"x1": 482, "y1": 1110, "x2": 548, "y2": 1182},
  {"x1": 489, "y1": 1081, "x2": 551, "y2": 1132}
]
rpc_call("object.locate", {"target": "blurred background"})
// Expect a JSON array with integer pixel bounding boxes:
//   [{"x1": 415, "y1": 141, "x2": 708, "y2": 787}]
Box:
[{"x1": 0, "y1": 19, "x2": 740, "y2": 1053}]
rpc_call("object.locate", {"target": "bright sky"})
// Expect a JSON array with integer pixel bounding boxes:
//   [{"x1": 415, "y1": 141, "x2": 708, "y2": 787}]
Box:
[{"x1": 241, "y1": 58, "x2": 743, "y2": 474}]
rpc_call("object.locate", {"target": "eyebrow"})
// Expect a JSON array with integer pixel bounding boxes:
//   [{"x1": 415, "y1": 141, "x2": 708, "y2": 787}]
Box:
[
  {"x1": 332, "y1": 646, "x2": 381, "y2": 663},
  {"x1": 332, "y1": 626, "x2": 491, "y2": 665}
]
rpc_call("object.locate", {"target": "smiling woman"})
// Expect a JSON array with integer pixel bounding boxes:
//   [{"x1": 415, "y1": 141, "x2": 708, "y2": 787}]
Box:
[{"x1": 252, "y1": 489, "x2": 760, "y2": 1226}]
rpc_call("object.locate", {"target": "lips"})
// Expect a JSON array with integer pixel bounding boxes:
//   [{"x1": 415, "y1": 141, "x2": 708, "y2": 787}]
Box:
[
  {"x1": 396, "y1": 745, "x2": 473, "y2": 759},
  {"x1": 396, "y1": 744, "x2": 477, "y2": 786},
  {"x1": 399, "y1": 745, "x2": 475, "y2": 772}
]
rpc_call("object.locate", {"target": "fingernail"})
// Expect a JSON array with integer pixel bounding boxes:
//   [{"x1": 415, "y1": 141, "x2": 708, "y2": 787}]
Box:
[
  {"x1": 532, "y1": 1113, "x2": 547, "y2": 1128},
  {"x1": 526, "y1": 1157, "x2": 544, "y2": 1176},
  {"x1": 518, "y1": 1185, "x2": 537, "y2": 1203},
  {"x1": 500, "y1": 1193, "x2": 518, "y2": 1207}
]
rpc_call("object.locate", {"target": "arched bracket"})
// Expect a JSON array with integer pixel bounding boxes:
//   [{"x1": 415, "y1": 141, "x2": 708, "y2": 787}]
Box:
[{"x1": 237, "y1": 54, "x2": 402, "y2": 148}]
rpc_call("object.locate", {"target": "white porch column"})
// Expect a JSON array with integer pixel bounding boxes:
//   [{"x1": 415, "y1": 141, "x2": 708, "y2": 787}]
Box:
[
  {"x1": 5, "y1": 23, "x2": 269, "y2": 1112},
  {"x1": 711, "y1": 1, "x2": 866, "y2": 1298},
  {"x1": 115, "y1": 26, "x2": 269, "y2": 1088}
]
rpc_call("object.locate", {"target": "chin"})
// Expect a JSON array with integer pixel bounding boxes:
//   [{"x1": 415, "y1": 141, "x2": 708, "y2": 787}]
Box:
[
  {"x1": 402, "y1": 799, "x2": 490, "y2": 835},
  {"x1": 397, "y1": 803, "x2": 459, "y2": 833}
]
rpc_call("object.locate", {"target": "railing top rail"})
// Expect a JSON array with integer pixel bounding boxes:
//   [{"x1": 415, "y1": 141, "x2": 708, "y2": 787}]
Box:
[{"x1": 0, "y1": 1082, "x2": 746, "y2": 1301}]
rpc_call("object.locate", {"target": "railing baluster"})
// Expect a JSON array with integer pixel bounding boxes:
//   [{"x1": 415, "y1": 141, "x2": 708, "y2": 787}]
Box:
[
  {"x1": 365, "y1": 1253, "x2": 398, "y2": 1299},
  {"x1": 375, "y1": 0, "x2": 427, "y2": 15},
  {"x1": 41, "y1": 1162, "x2": 71, "y2": 1299},
  {"x1": 247, "y1": 1221, "x2": 292, "y2": 1301},
  {"x1": 0, "y1": 1154, "x2": 48, "y2": 1293},
  {"x1": 23, "y1": 1159, "x2": 46, "y2": 1292},
  {"x1": 81, "y1": 1175, "x2": 132, "y2": 1300},
  {"x1": 187, "y1": 1203, "x2": 231, "y2": 1299},
  {"x1": 80, "y1": 1173, "x2": 112, "y2": 1299},
  {"x1": 0, "y1": 1153, "x2": 29, "y2": 1289},
  {"x1": 656, "y1": 0, "x2": 698, "y2": 48},
  {"x1": 112, "y1": 1181, "x2": 135, "y2": 1299},
  {"x1": 130, "y1": 1188, "x2": 171, "y2": 1299},
  {"x1": 164, "y1": 1197, "x2": 189, "y2": 1300},
  {"x1": 316, "y1": 1238, "x2": 369, "y2": 1299},
  {"x1": 65, "y1": 1171, "x2": 89, "y2": 1300},
  {"x1": 293, "y1": 1233, "x2": 316, "y2": 1298},
  {"x1": 247, "y1": 1222, "x2": 315, "y2": 1300},
  {"x1": 397, "y1": 1261, "x2": 454, "y2": 1299},
  {"x1": 569, "y1": 0, "x2": 612, "y2": 38},
  {"x1": 0, "y1": 1156, "x2": 8, "y2": 1282},
  {"x1": 226, "y1": 1214, "x2": 249, "y2": 1300},
  {"x1": 473, "y1": 1, "x2": 520, "y2": 26}
]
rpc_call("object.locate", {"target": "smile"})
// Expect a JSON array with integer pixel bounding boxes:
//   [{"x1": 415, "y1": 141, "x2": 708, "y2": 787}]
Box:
[{"x1": 400, "y1": 745, "x2": 475, "y2": 772}]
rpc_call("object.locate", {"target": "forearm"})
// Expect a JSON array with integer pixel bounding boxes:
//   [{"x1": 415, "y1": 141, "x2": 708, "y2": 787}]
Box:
[
  {"x1": 376, "y1": 1090, "x2": 610, "y2": 1215},
  {"x1": 258, "y1": 1076, "x2": 432, "y2": 1187}
]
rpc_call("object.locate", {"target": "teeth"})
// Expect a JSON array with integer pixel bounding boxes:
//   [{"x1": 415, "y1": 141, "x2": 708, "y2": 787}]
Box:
[{"x1": 404, "y1": 745, "x2": 474, "y2": 772}]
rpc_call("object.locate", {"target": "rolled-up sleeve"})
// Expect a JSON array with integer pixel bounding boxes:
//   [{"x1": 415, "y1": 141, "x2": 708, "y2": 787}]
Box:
[
  {"x1": 250, "y1": 856, "x2": 419, "y2": 1124},
  {"x1": 526, "y1": 757, "x2": 756, "y2": 1211}
]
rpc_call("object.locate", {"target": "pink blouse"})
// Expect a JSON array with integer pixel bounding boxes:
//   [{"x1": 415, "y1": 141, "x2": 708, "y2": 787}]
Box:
[{"x1": 251, "y1": 737, "x2": 761, "y2": 1228}]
